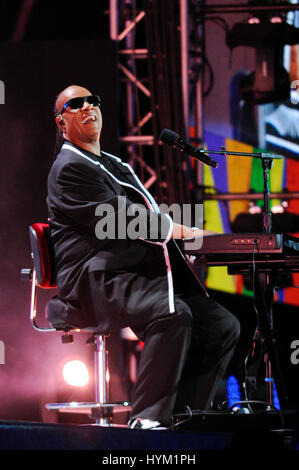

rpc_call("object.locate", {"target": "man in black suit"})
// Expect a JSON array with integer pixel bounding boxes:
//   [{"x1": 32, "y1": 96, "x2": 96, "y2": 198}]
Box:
[{"x1": 47, "y1": 84, "x2": 240, "y2": 430}]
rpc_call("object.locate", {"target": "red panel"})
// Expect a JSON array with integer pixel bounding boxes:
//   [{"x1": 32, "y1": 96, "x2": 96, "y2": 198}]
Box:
[{"x1": 284, "y1": 159, "x2": 299, "y2": 306}]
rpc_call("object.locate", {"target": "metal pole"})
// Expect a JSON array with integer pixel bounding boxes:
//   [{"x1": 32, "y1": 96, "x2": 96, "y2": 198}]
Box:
[
  {"x1": 199, "y1": 3, "x2": 299, "y2": 15},
  {"x1": 109, "y1": 0, "x2": 118, "y2": 40},
  {"x1": 95, "y1": 335, "x2": 108, "y2": 425},
  {"x1": 180, "y1": 0, "x2": 190, "y2": 139},
  {"x1": 195, "y1": 1, "x2": 205, "y2": 196},
  {"x1": 201, "y1": 191, "x2": 299, "y2": 200}
]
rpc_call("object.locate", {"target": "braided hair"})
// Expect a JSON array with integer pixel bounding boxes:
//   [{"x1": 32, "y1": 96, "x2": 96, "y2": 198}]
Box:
[{"x1": 53, "y1": 92, "x2": 65, "y2": 160}]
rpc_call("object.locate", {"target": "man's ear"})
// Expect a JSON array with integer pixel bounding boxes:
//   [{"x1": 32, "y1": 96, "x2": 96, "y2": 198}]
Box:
[{"x1": 55, "y1": 114, "x2": 65, "y2": 129}]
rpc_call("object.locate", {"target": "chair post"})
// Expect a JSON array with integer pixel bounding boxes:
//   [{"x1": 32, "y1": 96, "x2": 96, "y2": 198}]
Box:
[{"x1": 94, "y1": 334, "x2": 109, "y2": 425}]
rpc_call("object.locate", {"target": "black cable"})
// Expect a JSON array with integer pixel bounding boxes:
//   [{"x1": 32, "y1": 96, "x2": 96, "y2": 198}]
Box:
[
  {"x1": 220, "y1": 397, "x2": 285, "y2": 429},
  {"x1": 202, "y1": 54, "x2": 214, "y2": 98},
  {"x1": 169, "y1": 405, "x2": 193, "y2": 430},
  {"x1": 190, "y1": 7, "x2": 230, "y2": 97},
  {"x1": 228, "y1": 400, "x2": 285, "y2": 429},
  {"x1": 228, "y1": 399, "x2": 276, "y2": 412}
]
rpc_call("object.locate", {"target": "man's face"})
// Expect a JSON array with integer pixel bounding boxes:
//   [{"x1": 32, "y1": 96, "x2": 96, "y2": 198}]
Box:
[{"x1": 55, "y1": 85, "x2": 102, "y2": 144}]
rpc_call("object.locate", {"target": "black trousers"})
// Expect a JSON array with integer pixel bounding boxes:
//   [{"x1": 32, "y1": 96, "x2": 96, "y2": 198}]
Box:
[
  {"x1": 129, "y1": 293, "x2": 240, "y2": 425},
  {"x1": 83, "y1": 267, "x2": 240, "y2": 426}
]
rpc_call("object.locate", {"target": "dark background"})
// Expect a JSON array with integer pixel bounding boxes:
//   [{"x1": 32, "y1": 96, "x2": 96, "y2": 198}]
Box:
[{"x1": 0, "y1": 35, "x2": 123, "y2": 421}]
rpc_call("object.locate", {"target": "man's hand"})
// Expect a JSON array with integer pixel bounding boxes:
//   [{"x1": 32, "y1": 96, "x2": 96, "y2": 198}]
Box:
[{"x1": 171, "y1": 223, "x2": 217, "y2": 240}]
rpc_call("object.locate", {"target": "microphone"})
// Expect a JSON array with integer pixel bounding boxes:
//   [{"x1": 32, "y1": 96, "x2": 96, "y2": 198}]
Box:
[{"x1": 159, "y1": 128, "x2": 218, "y2": 168}]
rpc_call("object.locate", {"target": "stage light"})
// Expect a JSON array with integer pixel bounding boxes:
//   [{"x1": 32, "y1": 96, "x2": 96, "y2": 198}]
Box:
[
  {"x1": 62, "y1": 360, "x2": 90, "y2": 387},
  {"x1": 239, "y1": 49, "x2": 290, "y2": 104},
  {"x1": 226, "y1": 20, "x2": 299, "y2": 104},
  {"x1": 271, "y1": 204, "x2": 284, "y2": 214},
  {"x1": 226, "y1": 375, "x2": 241, "y2": 409}
]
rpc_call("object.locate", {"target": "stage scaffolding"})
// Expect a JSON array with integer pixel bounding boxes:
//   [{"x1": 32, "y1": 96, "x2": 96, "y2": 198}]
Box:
[{"x1": 109, "y1": 0, "x2": 202, "y2": 206}]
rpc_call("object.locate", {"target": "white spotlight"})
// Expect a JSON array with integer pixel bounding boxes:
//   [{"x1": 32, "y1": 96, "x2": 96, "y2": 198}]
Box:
[{"x1": 62, "y1": 360, "x2": 90, "y2": 387}]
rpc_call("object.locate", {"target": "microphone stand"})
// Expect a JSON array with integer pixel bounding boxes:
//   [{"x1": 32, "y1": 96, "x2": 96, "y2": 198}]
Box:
[
  {"x1": 193, "y1": 145, "x2": 282, "y2": 234},
  {"x1": 192, "y1": 146, "x2": 288, "y2": 410}
]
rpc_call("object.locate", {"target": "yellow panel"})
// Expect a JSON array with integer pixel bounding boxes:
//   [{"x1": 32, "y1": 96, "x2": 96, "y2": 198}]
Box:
[
  {"x1": 270, "y1": 157, "x2": 284, "y2": 207},
  {"x1": 206, "y1": 266, "x2": 236, "y2": 293},
  {"x1": 226, "y1": 139, "x2": 253, "y2": 222},
  {"x1": 203, "y1": 163, "x2": 236, "y2": 293},
  {"x1": 203, "y1": 165, "x2": 223, "y2": 233}
]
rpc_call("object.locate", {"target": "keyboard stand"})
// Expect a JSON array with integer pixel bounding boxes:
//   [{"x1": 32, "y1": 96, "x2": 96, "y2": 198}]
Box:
[
  {"x1": 253, "y1": 268, "x2": 288, "y2": 409},
  {"x1": 228, "y1": 261, "x2": 289, "y2": 409}
]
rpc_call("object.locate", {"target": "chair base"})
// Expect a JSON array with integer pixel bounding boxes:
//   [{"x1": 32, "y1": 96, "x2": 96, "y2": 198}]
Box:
[{"x1": 45, "y1": 401, "x2": 131, "y2": 425}]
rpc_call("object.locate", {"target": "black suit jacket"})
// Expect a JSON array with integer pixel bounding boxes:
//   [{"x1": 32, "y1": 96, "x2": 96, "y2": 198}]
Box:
[{"x1": 46, "y1": 141, "x2": 207, "y2": 329}]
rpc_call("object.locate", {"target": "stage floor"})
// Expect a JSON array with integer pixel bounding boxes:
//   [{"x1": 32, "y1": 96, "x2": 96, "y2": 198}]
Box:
[{"x1": 0, "y1": 410, "x2": 298, "y2": 459}]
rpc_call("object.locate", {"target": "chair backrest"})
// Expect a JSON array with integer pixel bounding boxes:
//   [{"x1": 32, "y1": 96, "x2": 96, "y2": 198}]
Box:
[{"x1": 29, "y1": 223, "x2": 57, "y2": 288}]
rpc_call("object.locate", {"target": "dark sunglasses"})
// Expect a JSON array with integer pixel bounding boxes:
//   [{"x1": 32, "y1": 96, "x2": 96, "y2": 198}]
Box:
[{"x1": 59, "y1": 95, "x2": 101, "y2": 115}]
